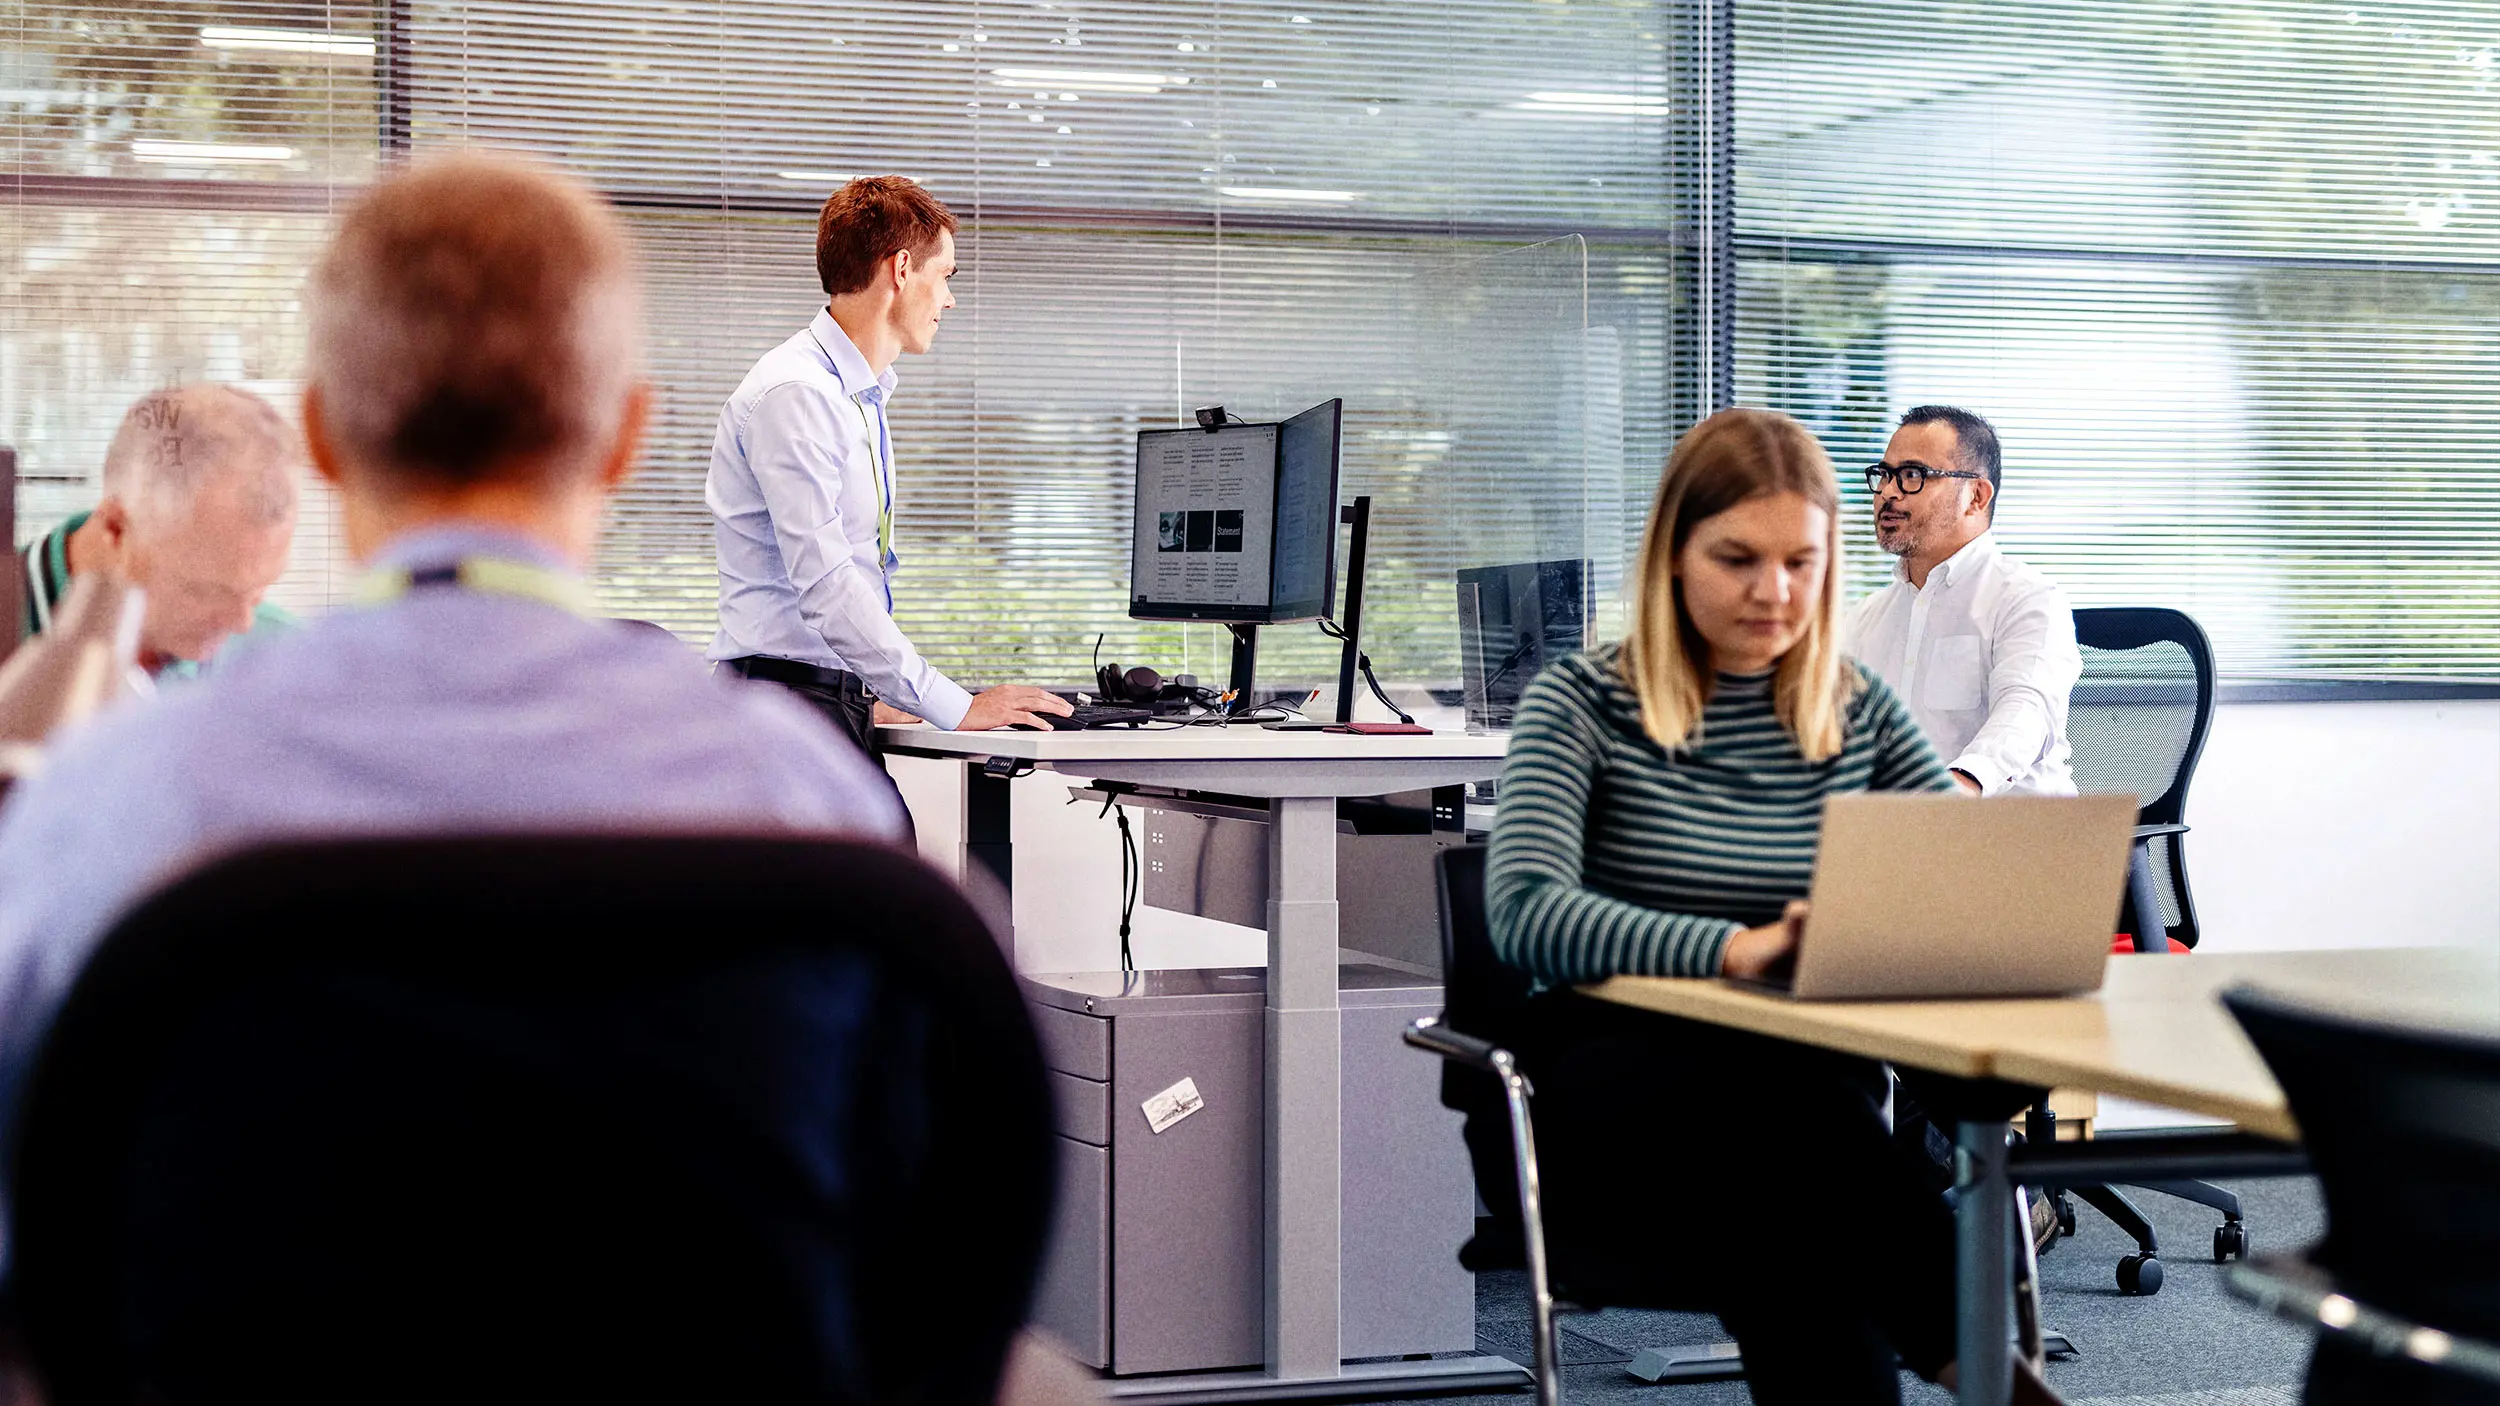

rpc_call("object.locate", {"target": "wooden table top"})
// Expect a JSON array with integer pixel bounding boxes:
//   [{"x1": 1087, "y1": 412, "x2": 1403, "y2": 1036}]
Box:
[{"x1": 1587, "y1": 947, "x2": 2499, "y2": 1143}]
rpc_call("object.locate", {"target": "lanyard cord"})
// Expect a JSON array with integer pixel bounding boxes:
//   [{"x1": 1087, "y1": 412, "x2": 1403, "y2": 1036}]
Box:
[
  {"x1": 850, "y1": 394, "x2": 895, "y2": 567},
  {"x1": 805, "y1": 327, "x2": 896, "y2": 573},
  {"x1": 354, "y1": 556, "x2": 598, "y2": 616}
]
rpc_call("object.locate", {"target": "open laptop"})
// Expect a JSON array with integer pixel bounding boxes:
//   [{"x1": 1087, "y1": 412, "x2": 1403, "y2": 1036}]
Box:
[{"x1": 1742, "y1": 792, "x2": 2140, "y2": 1001}]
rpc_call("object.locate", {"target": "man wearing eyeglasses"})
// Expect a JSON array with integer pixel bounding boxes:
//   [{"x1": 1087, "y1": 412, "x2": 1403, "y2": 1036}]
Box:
[{"x1": 1844, "y1": 405, "x2": 2079, "y2": 796}]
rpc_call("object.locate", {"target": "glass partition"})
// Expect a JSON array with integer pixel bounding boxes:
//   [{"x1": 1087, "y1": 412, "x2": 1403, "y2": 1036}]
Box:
[{"x1": 1141, "y1": 233, "x2": 1621, "y2": 726}]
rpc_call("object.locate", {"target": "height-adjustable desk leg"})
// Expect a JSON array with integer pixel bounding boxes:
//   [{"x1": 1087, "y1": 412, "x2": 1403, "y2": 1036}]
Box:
[{"x1": 1264, "y1": 795, "x2": 1341, "y2": 1378}]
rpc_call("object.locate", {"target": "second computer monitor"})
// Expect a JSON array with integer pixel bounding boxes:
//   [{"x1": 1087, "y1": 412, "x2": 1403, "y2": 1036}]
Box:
[
  {"x1": 1129, "y1": 398, "x2": 1342, "y2": 624},
  {"x1": 1456, "y1": 558, "x2": 1589, "y2": 731}
]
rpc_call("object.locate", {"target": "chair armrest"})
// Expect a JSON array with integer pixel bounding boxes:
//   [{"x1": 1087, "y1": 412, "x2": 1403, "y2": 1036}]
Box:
[
  {"x1": 2227, "y1": 1254, "x2": 2500, "y2": 1387},
  {"x1": 1404, "y1": 1015, "x2": 1519, "y2": 1080}
]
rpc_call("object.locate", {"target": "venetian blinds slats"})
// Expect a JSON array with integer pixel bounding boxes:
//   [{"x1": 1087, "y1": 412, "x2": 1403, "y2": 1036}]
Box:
[
  {"x1": 405, "y1": 1, "x2": 1699, "y2": 693},
  {"x1": 1736, "y1": 0, "x2": 2500, "y2": 680}
]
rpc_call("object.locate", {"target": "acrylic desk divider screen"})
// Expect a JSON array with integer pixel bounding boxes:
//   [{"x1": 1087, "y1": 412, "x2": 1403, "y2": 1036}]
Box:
[{"x1": 1165, "y1": 234, "x2": 1618, "y2": 728}]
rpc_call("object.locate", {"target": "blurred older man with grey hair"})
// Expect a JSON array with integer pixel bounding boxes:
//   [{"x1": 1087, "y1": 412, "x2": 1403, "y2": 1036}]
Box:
[
  {"x1": 20, "y1": 382, "x2": 299, "y2": 675},
  {"x1": 0, "y1": 150, "x2": 903, "y2": 1136}
]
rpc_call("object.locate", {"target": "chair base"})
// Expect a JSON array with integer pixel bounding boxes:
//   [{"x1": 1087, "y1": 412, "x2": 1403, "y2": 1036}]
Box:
[
  {"x1": 1622, "y1": 1333, "x2": 2074, "y2": 1386},
  {"x1": 1102, "y1": 1354, "x2": 1533, "y2": 1403},
  {"x1": 1626, "y1": 1341, "x2": 1744, "y2": 1384}
]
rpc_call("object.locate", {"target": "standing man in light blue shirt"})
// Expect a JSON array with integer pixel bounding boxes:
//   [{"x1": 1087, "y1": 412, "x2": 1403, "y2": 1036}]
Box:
[
  {"x1": 709, "y1": 176, "x2": 1068, "y2": 750},
  {"x1": 0, "y1": 152, "x2": 906, "y2": 1159}
]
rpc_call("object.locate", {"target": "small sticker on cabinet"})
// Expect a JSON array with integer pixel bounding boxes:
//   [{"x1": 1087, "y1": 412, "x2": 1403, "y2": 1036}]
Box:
[{"x1": 1142, "y1": 1077, "x2": 1205, "y2": 1134}]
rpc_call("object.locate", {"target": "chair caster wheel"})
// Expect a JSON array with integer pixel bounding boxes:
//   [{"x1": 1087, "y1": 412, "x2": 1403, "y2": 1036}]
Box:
[
  {"x1": 2054, "y1": 1195, "x2": 2076, "y2": 1238},
  {"x1": 2214, "y1": 1222, "x2": 2249, "y2": 1262},
  {"x1": 2117, "y1": 1253, "x2": 2165, "y2": 1296}
]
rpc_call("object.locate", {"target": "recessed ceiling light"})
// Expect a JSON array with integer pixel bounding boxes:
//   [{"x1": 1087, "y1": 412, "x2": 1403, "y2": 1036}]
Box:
[
  {"x1": 1221, "y1": 186, "x2": 1359, "y2": 202},
  {"x1": 989, "y1": 66, "x2": 1168, "y2": 94},
  {"x1": 131, "y1": 139, "x2": 296, "y2": 164},
  {"x1": 1509, "y1": 91, "x2": 1671, "y2": 117},
  {"x1": 198, "y1": 26, "x2": 373, "y2": 58}
]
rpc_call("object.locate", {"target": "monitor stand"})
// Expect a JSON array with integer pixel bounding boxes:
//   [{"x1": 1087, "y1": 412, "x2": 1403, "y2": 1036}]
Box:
[{"x1": 1225, "y1": 623, "x2": 1260, "y2": 716}]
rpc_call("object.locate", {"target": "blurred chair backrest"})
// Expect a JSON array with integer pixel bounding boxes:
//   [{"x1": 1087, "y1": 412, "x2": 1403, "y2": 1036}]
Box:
[
  {"x1": 9, "y1": 834, "x2": 1057, "y2": 1406},
  {"x1": 2071, "y1": 607, "x2": 2215, "y2": 947},
  {"x1": 2225, "y1": 986, "x2": 2500, "y2": 1341},
  {"x1": 1435, "y1": 843, "x2": 1534, "y2": 1039},
  {"x1": 0, "y1": 444, "x2": 18, "y2": 669}
]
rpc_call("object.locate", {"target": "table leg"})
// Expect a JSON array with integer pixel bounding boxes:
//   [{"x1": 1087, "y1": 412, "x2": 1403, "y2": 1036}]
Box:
[
  {"x1": 1956, "y1": 1116, "x2": 2014, "y2": 1406},
  {"x1": 966, "y1": 765, "x2": 1014, "y2": 893},
  {"x1": 1265, "y1": 796, "x2": 1341, "y2": 1379}
]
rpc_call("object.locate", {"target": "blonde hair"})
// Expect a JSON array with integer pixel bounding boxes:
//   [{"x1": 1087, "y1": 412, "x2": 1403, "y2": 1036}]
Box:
[
  {"x1": 307, "y1": 151, "x2": 641, "y2": 490},
  {"x1": 1620, "y1": 407, "x2": 1854, "y2": 761}
]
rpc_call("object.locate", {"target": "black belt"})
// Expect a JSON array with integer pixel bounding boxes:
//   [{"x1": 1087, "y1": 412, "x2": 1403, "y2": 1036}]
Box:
[{"x1": 724, "y1": 656, "x2": 871, "y2": 699}]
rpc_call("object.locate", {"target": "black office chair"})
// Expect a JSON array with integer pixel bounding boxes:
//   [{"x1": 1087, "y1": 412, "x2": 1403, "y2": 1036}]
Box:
[
  {"x1": 1406, "y1": 847, "x2": 2056, "y2": 1399},
  {"x1": 2070, "y1": 606, "x2": 2213, "y2": 952},
  {"x1": 8, "y1": 834, "x2": 1057, "y2": 1406},
  {"x1": 2048, "y1": 606, "x2": 2247, "y2": 1294},
  {"x1": 1404, "y1": 845, "x2": 1740, "y2": 1402},
  {"x1": 2222, "y1": 987, "x2": 2500, "y2": 1405}
]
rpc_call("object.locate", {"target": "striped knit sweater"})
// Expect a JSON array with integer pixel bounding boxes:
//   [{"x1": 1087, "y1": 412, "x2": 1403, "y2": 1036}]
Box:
[{"x1": 1487, "y1": 642, "x2": 1956, "y2": 984}]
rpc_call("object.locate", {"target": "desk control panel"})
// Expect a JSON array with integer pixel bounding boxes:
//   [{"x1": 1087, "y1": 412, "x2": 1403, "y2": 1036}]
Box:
[{"x1": 1024, "y1": 966, "x2": 1477, "y2": 1376}]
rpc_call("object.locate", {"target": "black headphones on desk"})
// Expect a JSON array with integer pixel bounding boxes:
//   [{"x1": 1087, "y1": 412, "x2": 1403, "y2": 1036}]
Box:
[{"x1": 1095, "y1": 663, "x2": 1204, "y2": 710}]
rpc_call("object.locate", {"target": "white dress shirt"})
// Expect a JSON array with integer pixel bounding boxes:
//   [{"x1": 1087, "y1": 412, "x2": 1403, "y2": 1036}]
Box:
[
  {"x1": 707, "y1": 309, "x2": 975, "y2": 729},
  {"x1": 1844, "y1": 531, "x2": 2080, "y2": 796}
]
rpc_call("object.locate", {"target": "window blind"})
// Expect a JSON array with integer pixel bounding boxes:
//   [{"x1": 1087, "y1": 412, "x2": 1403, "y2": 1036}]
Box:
[
  {"x1": 2, "y1": 1, "x2": 375, "y2": 617},
  {"x1": 396, "y1": 0, "x2": 1703, "y2": 696},
  {"x1": 7, "y1": 2, "x2": 1704, "y2": 698},
  {"x1": 1736, "y1": 0, "x2": 2500, "y2": 681}
]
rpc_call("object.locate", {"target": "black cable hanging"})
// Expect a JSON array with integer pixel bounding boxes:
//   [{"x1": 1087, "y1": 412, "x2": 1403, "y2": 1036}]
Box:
[
  {"x1": 1316, "y1": 618, "x2": 1414, "y2": 725},
  {"x1": 1094, "y1": 788, "x2": 1139, "y2": 975}
]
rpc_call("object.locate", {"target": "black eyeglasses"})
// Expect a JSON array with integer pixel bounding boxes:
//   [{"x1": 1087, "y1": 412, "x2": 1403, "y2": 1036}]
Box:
[{"x1": 1864, "y1": 461, "x2": 1985, "y2": 495}]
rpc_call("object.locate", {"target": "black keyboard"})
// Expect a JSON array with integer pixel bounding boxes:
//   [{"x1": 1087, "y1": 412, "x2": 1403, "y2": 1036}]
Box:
[{"x1": 1037, "y1": 704, "x2": 1157, "y2": 731}]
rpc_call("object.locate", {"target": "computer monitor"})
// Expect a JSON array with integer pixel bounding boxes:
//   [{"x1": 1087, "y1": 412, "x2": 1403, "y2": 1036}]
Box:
[
  {"x1": 1129, "y1": 399, "x2": 1341, "y2": 625},
  {"x1": 1456, "y1": 558, "x2": 1589, "y2": 731}
]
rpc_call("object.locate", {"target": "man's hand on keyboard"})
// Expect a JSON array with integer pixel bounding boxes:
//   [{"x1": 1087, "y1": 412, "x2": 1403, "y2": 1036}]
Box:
[{"x1": 958, "y1": 686, "x2": 1075, "y2": 731}]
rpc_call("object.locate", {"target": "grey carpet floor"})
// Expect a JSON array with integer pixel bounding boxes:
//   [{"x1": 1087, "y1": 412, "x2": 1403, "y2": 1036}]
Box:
[{"x1": 1358, "y1": 1175, "x2": 2323, "y2": 1406}]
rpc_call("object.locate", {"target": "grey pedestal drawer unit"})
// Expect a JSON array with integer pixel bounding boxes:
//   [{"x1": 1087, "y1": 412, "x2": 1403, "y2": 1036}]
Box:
[{"x1": 1024, "y1": 965, "x2": 1476, "y2": 1377}]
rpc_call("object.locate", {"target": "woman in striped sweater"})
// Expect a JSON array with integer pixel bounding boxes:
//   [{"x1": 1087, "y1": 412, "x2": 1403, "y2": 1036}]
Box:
[{"x1": 1486, "y1": 407, "x2": 2062, "y2": 1405}]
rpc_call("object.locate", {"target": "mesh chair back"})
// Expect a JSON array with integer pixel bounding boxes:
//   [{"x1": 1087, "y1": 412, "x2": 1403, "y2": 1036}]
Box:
[
  {"x1": 9, "y1": 835, "x2": 1056, "y2": 1406},
  {"x1": 2070, "y1": 608, "x2": 2213, "y2": 825},
  {"x1": 2225, "y1": 987, "x2": 2500, "y2": 1345},
  {"x1": 2071, "y1": 607, "x2": 2215, "y2": 946}
]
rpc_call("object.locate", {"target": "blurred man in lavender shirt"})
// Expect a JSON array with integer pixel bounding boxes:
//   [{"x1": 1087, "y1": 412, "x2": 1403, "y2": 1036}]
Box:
[{"x1": 0, "y1": 152, "x2": 904, "y2": 1142}]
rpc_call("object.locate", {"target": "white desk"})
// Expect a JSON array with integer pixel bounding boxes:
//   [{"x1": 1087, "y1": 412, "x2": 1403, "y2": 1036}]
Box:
[{"x1": 884, "y1": 725, "x2": 1520, "y2": 1401}]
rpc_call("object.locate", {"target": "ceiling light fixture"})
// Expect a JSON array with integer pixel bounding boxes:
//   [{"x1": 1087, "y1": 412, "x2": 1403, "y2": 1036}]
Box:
[
  {"x1": 131, "y1": 139, "x2": 297, "y2": 164},
  {"x1": 198, "y1": 26, "x2": 374, "y2": 58},
  {"x1": 1221, "y1": 186, "x2": 1360, "y2": 202},
  {"x1": 989, "y1": 66, "x2": 1168, "y2": 93},
  {"x1": 1509, "y1": 90, "x2": 1671, "y2": 117}
]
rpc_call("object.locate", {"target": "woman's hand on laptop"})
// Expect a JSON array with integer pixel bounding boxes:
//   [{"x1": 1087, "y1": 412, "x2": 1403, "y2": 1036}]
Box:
[{"x1": 1721, "y1": 901, "x2": 1810, "y2": 980}]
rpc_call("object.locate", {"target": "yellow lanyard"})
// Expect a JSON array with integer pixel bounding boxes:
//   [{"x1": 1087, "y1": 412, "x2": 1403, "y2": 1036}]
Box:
[
  {"x1": 353, "y1": 556, "x2": 599, "y2": 616},
  {"x1": 852, "y1": 393, "x2": 895, "y2": 566}
]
